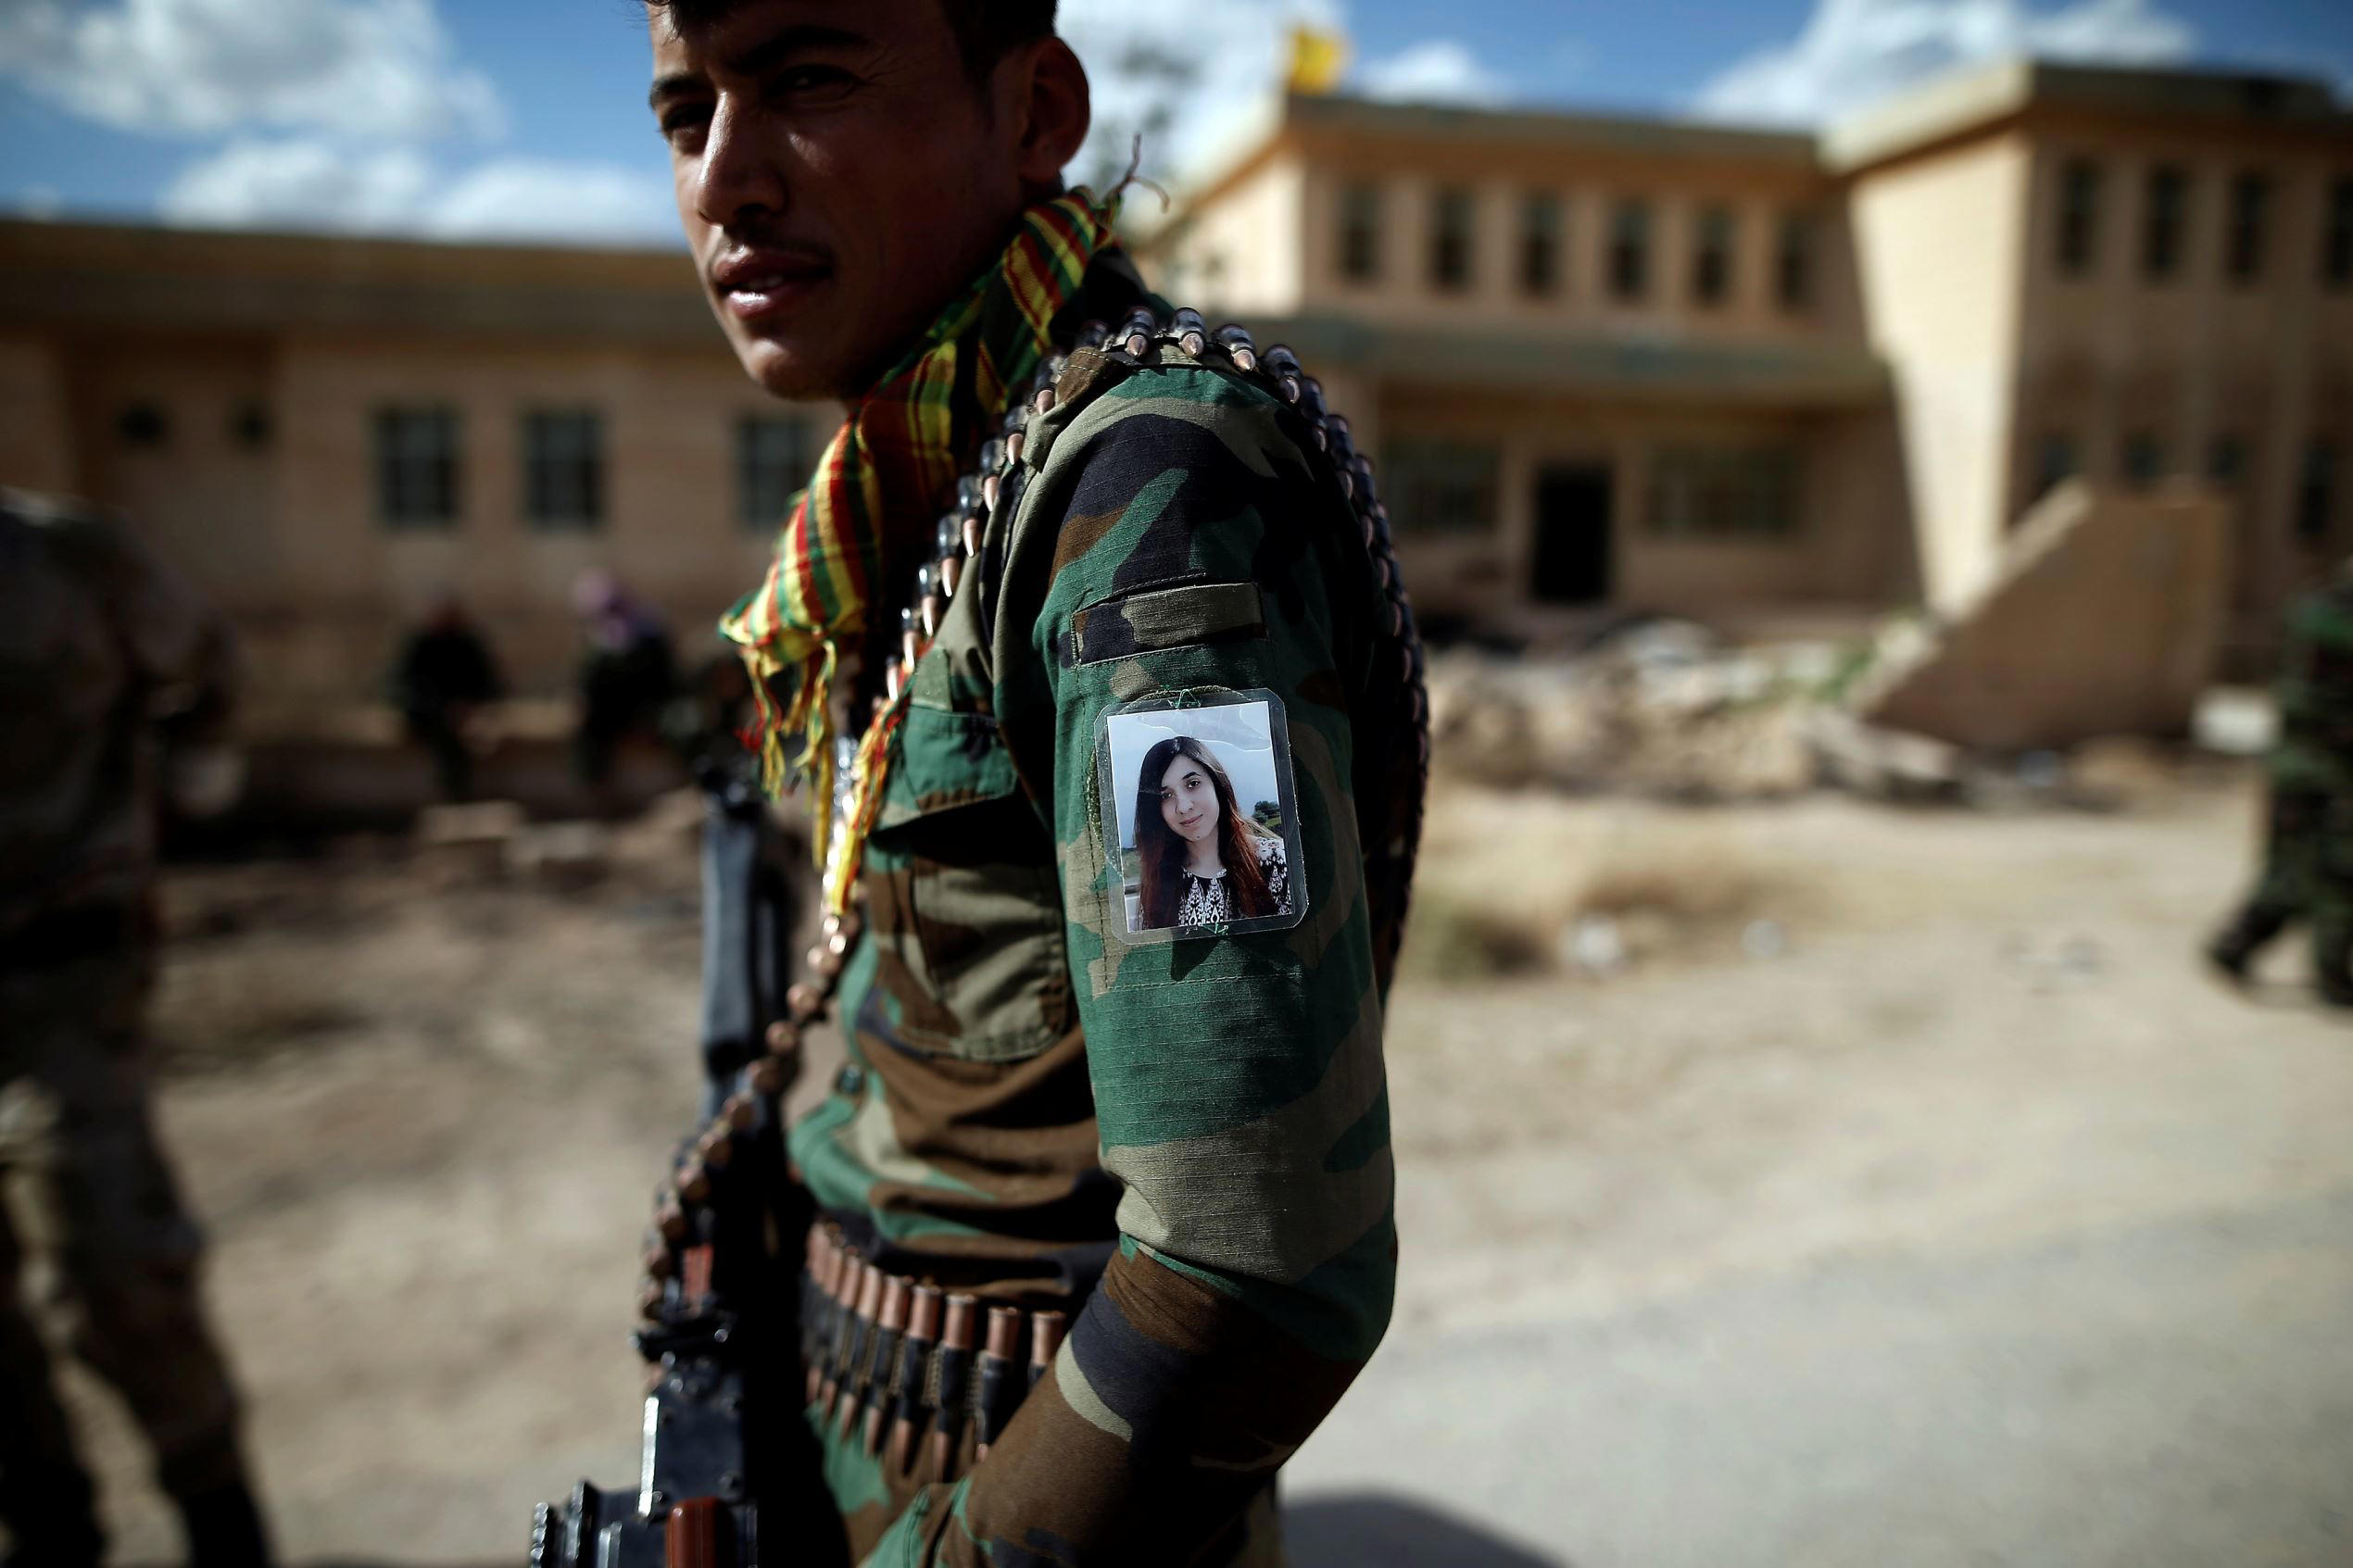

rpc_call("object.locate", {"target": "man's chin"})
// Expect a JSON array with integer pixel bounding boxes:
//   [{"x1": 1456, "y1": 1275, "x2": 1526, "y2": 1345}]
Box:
[{"x1": 735, "y1": 336, "x2": 844, "y2": 403}]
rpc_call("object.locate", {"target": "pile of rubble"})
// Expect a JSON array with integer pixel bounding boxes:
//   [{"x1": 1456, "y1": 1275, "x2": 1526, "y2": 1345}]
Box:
[
  {"x1": 1427, "y1": 621, "x2": 1840, "y2": 802},
  {"x1": 1427, "y1": 616, "x2": 2246, "y2": 809}
]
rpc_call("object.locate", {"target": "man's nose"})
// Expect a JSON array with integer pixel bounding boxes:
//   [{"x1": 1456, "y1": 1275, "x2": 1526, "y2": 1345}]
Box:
[{"x1": 694, "y1": 97, "x2": 786, "y2": 231}]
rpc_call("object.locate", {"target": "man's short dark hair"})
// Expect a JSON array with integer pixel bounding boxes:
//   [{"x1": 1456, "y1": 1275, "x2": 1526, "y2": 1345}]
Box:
[{"x1": 646, "y1": 1, "x2": 1056, "y2": 82}]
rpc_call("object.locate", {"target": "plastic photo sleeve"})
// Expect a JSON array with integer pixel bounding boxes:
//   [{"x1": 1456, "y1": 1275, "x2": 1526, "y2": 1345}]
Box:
[{"x1": 1093, "y1": 689, "x2": 1311, "y2": 945}]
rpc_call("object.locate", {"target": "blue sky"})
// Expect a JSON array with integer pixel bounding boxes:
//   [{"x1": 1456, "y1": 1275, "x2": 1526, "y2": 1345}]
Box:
[{"x1": 1, "y1": 0, "x2": 2346, "y2": 245}]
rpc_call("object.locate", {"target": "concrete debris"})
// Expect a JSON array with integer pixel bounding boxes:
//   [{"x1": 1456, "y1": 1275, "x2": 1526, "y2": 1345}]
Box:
[
  {"x1": 414, "y1": 799, "x2": 527, "y2": 884},
  {"x1": 1428, "y1": 623, "x2": 1831, "y2": 802},
  {"x1": 1855, "y1": 482, "x2": 2231, "y2": 752},
  {"x1": 506, "y1": 821, "x2": 612, "y2": 889}
]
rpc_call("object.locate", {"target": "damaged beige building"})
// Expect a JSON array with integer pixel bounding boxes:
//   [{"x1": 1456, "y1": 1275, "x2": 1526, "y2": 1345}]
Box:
[
  {"x1": 1138, "y1": 60, "x2": 2353, "y2": 669},
  {"x1": 0, "y1": 57, "x2": 2347, "y2": 721}
]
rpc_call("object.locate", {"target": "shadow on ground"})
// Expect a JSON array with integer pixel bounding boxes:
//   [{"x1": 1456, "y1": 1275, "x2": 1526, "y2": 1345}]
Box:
[
  {"x1": 203, "y1": 1499, "x2": 1559, "y2": 1568},
  {"x1": 1288, "y1": 1493, "x2": 1566, "y2": 1567}
]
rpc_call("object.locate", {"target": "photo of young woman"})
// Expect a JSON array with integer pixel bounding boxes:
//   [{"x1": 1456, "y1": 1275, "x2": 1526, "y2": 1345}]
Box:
[{"x1": 1132, "y1": 734, "x2": 1291, "y2": 931}]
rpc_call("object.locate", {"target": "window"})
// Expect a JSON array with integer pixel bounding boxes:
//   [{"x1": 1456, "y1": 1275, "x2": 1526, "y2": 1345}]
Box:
[
  {"x1": 374, "y1": 406, "x2": 459, "y2": 528},
  {"x1": 230, "y1": 400, "x2": 272, "y2": 450},
  {"x1": 2057, "y1": 158, "x2": 2101, "y2": 276},
  {"x1": 737, "y1": 416, "x2": 812, "y2": 531},
  {"x1": 2034, "y1": 433, "x2": 2080, "y2": 499},
  {"x1": 1646, "y1": 445, "x2": 1800, "y2": 538},
  {"x1": 1775, "y1": 211, "x2": 1817, "y2": 311},
  {"x1": 2142, "y1": 165, "x2": 2188, "y2": 282},
  {"x1": 2226, "y1": 171, "x2": 2269, "y2": 284},
  {"x1": 2299, "y1": 441, "x2": 2337, "y2": 542},
  {"x1": 1383, "y1": 439, "x2": 1502, "y2": 534},
  {"x1": 2324, "y1": 177, "x2": 2353, "y2": 288},
  {"x1": 116, "y1": 403, "x2": 168, "y2": 447},
  {"x1": 1519, "y1": 192, "x2": 1563, "y2": 297},
  {"x1": 1340, "y1": 181, "x2": 1381, "y2": 282},
  {"x1": 522, "y1": 408, "x2": 604, "y2": 530},
  {"x1": 2120, "y1": 430, "x2": 2166, "y2": 488},
  {"x1": 1692, "y1": 204, "x2": 1736, "y2": 307},
  {"x1": 1431, "y1": 185, "x2": 1475, "y2": 292},
  {"x1": 2207, "y1": 434, "x2": 2246, "y2": 489},
  {"x1": 1609, "y1": 199, "x2": 1650, "y2": 301}
]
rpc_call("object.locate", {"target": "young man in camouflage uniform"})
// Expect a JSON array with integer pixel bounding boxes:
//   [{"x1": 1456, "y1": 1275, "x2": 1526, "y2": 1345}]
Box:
[
  {"x1": 0, "y1": 493, "x2": 273, "y2": 1567},
  {"x1": 644, "y1": 2, "x2": 1422, "y2": 1561},
  {"x1": 2208, "y1": 563, "x2": 2353, "y2": 1006}
]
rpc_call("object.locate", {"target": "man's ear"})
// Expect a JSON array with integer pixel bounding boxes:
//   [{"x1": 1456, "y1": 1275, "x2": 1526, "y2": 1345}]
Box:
[{"x1": 1008, "y1": 38, "x2": 1090, "y2": 194}]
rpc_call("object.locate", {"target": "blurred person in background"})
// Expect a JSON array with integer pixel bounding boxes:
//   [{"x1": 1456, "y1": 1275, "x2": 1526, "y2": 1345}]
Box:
[
  {"x1": 572, "y1": 570, "x2": 678, "y2": 791},
  {"x1": 0, "y1": 492, "x2": 273, "y2": 1568},
  {"x1": 391, "y1": 592, "x2": 504, "y2": 802},
  {"x1": 2208, "y1": 558, "x2": 2353, "y2": 1006},
  {"x1": 620, "y1": 0, "x2": 1425, "y2": 1561}
]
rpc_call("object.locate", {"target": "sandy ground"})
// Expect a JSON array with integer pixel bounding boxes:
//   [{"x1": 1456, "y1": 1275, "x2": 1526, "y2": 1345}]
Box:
[{"x1": 30, "y1": 766, "x2": 2353, "y2": 1566}]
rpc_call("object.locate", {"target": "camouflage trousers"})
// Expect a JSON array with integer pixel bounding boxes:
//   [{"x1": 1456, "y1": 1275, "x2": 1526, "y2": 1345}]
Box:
[
  {"x1": 0, "y1": 940, "x2": 248, "y2": 1523},
  {"x1": 2215, "y1": 785, "x2": 2353, "y2": 987},
  {"x1": 806, "y1": 1355, "x2": 1284, "y2": 1565}
]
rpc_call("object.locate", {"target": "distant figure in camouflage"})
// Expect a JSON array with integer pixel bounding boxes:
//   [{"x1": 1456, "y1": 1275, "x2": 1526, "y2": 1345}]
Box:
[
  {"x1": 0, "y1": 493, "x2": 273, "y2": 1567},
  {"x1": 635, "y1": 0, "x2": 1424, "y2": 1561},
  {"x1": 2209, "y1": 564, "x2": 2353, "y2": 1005}
]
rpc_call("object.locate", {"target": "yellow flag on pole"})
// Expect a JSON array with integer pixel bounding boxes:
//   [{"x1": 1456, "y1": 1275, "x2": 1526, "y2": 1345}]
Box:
[{"x1": 1287, "y1": 24, "x2": 1350, "y2": 94}]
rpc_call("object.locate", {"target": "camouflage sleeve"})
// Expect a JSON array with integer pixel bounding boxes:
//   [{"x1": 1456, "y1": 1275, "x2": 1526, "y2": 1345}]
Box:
[{"x1": 867, "y1": 360, "x2": 1395, "y2": 1564}]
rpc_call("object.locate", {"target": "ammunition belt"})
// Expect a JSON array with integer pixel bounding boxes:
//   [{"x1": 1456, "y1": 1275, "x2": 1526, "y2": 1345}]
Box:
[{"x1": 799, "y1": 1225, "x2": 1068, "y2": 1483}]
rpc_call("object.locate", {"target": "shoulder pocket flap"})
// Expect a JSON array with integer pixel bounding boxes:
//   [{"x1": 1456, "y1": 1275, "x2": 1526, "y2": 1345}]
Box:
[
  {"x1": 878, "y1": 705, "x2": 1021, "y2": 828},
  {"x1": 1071, "y1": 581, "x2": 1265, "y2": 666}
]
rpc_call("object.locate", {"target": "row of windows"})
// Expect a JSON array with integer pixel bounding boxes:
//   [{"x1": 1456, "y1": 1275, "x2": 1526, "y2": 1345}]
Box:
[
  {"x1": 2055, "y1": 162, "x2": 2353, "y2": 287},
  {"x1": 1338, "y1": 183, "x2": 1819, "y2": 312},
  {"x1": 116, "y1": 399, "x2": 272, "y2": 451},
  {"x1": 373, "y1": 406, "x2": 813, "y2": 532},
  {"x1": 1380, "y1": 439, "x2": 1802, "y2": 539},
  {"x1": 2034, "y1": 430, "x2": 2340, "y2": 539}
]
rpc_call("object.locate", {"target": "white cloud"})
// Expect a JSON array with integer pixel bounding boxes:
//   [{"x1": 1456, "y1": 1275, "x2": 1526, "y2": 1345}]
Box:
[
  {"x1": 159, "y1": 138, "x2": 679, "y2": 245},
  {"x1": 1358, "y1": 39, "x2": 1516, "y2": 107},
  {"x1": 1692, "y1": 0, "x2": 2196, "y2": 127},
  {"x1": 0, "y1": 0, "x2": 500, "y2": 140}
]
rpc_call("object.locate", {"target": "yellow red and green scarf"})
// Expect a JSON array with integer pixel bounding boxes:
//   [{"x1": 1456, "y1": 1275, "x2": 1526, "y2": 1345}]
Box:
[{"x1": 719, "y1": 187, "x2": 1122, "y2": 915}]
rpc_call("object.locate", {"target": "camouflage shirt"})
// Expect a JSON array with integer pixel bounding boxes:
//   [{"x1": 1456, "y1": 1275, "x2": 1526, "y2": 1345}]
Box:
[
  {"x1": 791, "y1": 317, "x2": 1410, "y2": 1562},
  {"x1": 2273, "y1": 571, "x2": 2353, "y2": 796},
  {"x1": 0, "y1": 492, "x2": 233, "y2": 942}
]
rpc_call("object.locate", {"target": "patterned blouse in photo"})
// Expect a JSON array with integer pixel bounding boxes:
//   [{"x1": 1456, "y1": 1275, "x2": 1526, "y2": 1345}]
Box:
[{"x1": 1174, "y1": 833, "x2": 1290, "y2": 928}]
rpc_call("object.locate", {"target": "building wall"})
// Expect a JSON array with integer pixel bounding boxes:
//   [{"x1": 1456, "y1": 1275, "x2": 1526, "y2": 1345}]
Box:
[
  {"x1": 1158, "y1": 153, "x2": 1309, "y2": 317},
  {"x1": 0, "y1": 335, "x2": 73, "y2": 495},
  {"x1": 0, "y1": 321, "x2": 823, "y2": 715},
  {"x1": 2009, "y1": 119, "x2": 2353, "y2": 666},
  {"x1": 1375, "y1": 384, "x2": 1902, "y2": 624},
  {"x1": 1847, "y1": 131, "x2": 2035, "y2": 612}
]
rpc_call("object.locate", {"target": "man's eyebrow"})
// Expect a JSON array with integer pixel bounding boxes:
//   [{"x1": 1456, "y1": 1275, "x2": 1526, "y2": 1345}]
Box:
[
  {"x1": 648, "y1": 74, "x2": 705, "y2": 113},
  {"x1": 647, "y1": 24, "x2": 873, "y2": 114},
  {"x1": 724, "y1": 22, "x2": 875, "y2": 80}
]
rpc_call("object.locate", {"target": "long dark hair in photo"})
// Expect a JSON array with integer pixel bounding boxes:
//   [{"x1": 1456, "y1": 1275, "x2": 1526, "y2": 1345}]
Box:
[{"x1": 1133, "y1": 734, "x2": 1278, "y2": 927}]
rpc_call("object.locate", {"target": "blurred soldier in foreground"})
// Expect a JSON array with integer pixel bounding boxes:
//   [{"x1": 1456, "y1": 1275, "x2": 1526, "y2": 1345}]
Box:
[
  {"x1": 535, "y1": 3, "x2": 1425, "y2": 1562},
  {"x1": 0, "y1": 492, "x2": 273, "y2": 1567},
  {"x1": 392, "y1": 594, "x2": 504, "y2": 801},
  {"x1": 2208, "y1": 561, "x2": 2353, "y2": 1006}
]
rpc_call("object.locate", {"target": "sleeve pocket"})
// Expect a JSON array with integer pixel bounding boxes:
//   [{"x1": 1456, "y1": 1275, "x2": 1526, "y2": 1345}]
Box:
[{"x1": 1070, "y1": 581, "x2": 1265, "y2": 666}]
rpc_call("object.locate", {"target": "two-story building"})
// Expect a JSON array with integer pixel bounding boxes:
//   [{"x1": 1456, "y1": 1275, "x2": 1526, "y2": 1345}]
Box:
[{"x1": 1137, "y1": 60, "x2": 2353, "y2": 666}]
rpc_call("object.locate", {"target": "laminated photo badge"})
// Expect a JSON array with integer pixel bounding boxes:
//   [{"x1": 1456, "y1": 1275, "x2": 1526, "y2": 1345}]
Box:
[{"x1": 1094, "y1": 690, "x2": 1310, "y2": 944}]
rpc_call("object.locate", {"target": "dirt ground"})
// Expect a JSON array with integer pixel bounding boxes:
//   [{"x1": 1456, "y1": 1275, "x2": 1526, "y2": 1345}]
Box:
[{"x1": 32, "y1": 762, "x2": 2353, "y2": 1565}]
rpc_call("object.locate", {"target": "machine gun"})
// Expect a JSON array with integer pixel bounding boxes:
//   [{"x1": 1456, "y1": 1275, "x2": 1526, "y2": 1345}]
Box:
[{"x1": 531, "y1": 750, "x2": 819, "y2": 1566}]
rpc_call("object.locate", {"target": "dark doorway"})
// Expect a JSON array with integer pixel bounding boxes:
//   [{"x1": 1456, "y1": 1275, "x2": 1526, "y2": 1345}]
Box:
[{"x1": 1532, "y1": 464, "x2": 1614, "y2": 605}]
